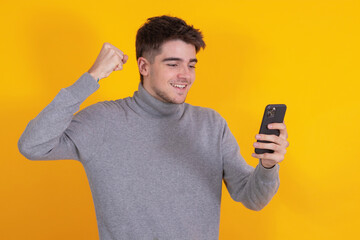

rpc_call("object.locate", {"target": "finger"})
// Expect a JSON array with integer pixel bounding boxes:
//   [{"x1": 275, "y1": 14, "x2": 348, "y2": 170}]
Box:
[
  {"x1": 104, "y1": 43, "x2": 126, "y2": 66},
  {"x1": 268, "y1": 122, "x2": 286, "y2": 130},
  {"x1": 268, "y1": 122, "x2": 288, "y2": 139},
  {"x1": 116, "y1": 53, "x2": 129, "y2": 69},
  {"x1": 112, "y1": 54, "x2": 125, "y2": 71},
  {"x1": 109, "y1": 45, "x2": 125, "y2": 62},
  {"x1": 102, "y1": 42, "x2": 112, "y2": 50},
  {"x1": 279, "y1": 122, "x2": 288, "y2": 139},
  {"x1": 253, "y1": 141, "x2": 287, "y2": 154},
  {"x1": 114, "y1": 63, "x2": 123, "y2": 71},
  {"x1": 256, "y1": 134, "x2": 288, "y2": 147},
  {"x1": 106, "y1": 46, "x2": 124, "y2": 63},
  {"x1": 252, "y1": 152, "x2": 284, "y2": 163},
  {"x1": 114, "y1": 48, "x2": 124, "y2": 60},
  {"x1": 123, "y1": 54, "x2": 129, "y2": 64}
]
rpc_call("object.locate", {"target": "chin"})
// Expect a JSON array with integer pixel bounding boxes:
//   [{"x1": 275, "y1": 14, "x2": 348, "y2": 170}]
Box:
[
  {"x1": 166, "y1": 99, "x2": 183, "y2": 104},
  {"x1": 171, "y1": 96, "x2": 187, "y2": 104},
  {"x1": 173, "y1": 100, "x2": 185, "y2": 104},
  {"x1": 155, "y1": 88, "x2": 188, "y2": 104}
]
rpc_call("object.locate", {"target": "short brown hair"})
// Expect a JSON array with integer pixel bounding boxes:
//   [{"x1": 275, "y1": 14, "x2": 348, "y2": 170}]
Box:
[{"x1": 136, "y1": 15, "x2": 206, "y2": 83}]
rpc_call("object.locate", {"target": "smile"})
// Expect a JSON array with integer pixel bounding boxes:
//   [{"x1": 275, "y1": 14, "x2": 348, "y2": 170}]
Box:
[{"x1": 170, "y1": 83, "x2": 187, "y2": 89}]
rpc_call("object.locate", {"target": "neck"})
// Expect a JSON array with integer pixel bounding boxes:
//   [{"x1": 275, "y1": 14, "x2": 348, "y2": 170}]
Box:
[{"x1": 132, "y1": 82, "x2": 185, "y2": 119}]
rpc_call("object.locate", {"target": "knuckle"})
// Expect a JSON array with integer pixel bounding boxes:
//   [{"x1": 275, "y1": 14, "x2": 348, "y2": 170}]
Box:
[
  {"x1": 109, "y1": 48, "x2": 115, "y2": 54},
  {"x1": 118, "y1": 54, "x2": 124, "y2": 61},
  {"x1": 272, "y1": 143, "x2": 279, "y2": 151},
  {"x1": 271, "y1": 135, "x2": 277, "y2": 142},
  {"x1": 115, "y1": 64, "x2": 123, "y2": 70}
]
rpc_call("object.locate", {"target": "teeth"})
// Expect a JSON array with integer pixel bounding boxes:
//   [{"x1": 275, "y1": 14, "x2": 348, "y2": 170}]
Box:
[{"x1": 171, "y1": 83, "x2": 186, "y2": 89}]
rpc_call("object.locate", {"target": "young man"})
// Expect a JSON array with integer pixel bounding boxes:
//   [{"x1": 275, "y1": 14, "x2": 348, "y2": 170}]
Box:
[{"x1": 18, "y1": 15, "x2": 289, "y2": 240}]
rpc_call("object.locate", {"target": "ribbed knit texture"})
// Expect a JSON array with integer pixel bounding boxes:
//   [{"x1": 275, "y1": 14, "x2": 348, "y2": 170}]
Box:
[{"x1": 18, "y1": 72, "x2": 280, "y2": 240}]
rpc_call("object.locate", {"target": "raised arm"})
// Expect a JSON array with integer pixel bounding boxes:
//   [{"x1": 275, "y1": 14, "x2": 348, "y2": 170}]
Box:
[{"x1": 18, "y1": 42, "x2": 128, "y2": 162}]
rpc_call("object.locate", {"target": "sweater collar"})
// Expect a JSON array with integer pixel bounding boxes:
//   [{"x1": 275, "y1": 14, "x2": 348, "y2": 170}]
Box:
[{"x1": 132, "y1": 82, "x2": 185, "y2": 119}]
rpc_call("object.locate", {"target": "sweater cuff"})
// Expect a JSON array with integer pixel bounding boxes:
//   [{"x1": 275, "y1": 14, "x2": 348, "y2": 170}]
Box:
[
  {"x1": 257, "y1": 159, "x2": 280, "y2": 182},
  {"x1": 65, "y1": 72, "x2": 100, "y2": 103}
]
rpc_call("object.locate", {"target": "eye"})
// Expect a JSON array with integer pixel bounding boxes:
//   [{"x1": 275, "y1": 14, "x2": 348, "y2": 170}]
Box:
[
  {"x1": 189, "y1": 65, "x2": 196, "y2": 69},
  {"x1": 167, "y1": 64, "x2": 177, "y2": 67}
]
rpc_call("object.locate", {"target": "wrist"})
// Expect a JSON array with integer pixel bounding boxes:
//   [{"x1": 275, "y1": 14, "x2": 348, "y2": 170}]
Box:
[{"x1": 88, "y1": 70, "x2": 101, "y2": 82}]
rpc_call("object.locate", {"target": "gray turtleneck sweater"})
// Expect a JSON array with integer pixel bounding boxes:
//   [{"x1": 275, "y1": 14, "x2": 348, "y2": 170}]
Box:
[{"x1": 18, "y1": 72, "x2": 280, "y2": 240}]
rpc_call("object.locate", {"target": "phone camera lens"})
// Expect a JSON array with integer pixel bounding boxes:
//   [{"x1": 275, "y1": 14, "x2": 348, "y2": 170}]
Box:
[{"x1": 267, "y1": 107, "x2": 276, "y2": 118}]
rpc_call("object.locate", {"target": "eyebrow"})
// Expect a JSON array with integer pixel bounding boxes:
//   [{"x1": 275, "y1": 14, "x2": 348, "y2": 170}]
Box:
[{"x1": 162, "y1": 57, "x2": 198, "y2": 63}]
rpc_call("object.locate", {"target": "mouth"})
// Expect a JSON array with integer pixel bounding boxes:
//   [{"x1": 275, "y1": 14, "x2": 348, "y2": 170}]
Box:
[{"x1": 170, "y1": 83, "x2": 188, "y2": 90}]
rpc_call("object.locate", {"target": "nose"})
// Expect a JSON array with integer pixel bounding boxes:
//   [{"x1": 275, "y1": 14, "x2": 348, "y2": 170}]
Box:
[{"x1": 177, "y1": 64, "x2": 191, "y2": 80}]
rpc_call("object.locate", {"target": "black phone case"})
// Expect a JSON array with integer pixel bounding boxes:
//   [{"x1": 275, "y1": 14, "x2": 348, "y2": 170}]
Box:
[{"x1": 255, "y1": 104, "x2": 287, "y2": 154}]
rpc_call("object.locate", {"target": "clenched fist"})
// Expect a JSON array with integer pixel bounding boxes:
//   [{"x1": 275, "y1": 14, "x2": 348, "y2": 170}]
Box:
[{"x1": 88, "y1": 42, "x2": 128, "y2": 81}]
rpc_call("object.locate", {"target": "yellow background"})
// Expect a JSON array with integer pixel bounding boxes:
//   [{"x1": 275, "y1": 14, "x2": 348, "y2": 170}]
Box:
[{"x1": 1, "y1": 0, "x2": 359, "y2": 239}]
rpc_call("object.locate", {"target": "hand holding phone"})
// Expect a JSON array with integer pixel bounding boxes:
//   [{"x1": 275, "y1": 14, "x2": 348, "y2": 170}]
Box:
[{"x1": 254, "y1": 104, "x2": 287, "y2": 154}]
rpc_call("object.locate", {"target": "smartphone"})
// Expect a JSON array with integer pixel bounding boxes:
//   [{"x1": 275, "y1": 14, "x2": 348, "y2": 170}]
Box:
[{"x1": 255, "y1": 104, "x2": 287, "y2": 154}]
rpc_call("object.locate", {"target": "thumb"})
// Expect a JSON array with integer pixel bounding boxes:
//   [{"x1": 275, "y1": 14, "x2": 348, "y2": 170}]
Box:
[{"x1": 122, "y1": 54, "x2": 129, "y2": 64}]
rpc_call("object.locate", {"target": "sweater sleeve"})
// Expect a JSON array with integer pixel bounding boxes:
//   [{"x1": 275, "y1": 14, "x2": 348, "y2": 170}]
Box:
[
  {"x1": 221, "y1": 120, "x2": 280, "y2": 211},
  {"x1": 18, "y1": 72, "x2": 104, "y2": 163}
]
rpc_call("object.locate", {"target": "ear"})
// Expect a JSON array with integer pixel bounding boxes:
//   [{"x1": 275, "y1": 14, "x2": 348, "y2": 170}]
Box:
[{"x1": 138, "y1": 57, "x2": 150, "y2": 78}]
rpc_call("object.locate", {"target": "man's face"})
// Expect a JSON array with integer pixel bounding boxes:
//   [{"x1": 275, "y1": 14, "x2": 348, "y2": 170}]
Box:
[{"x1": 142, "y1": 39, "x2": 197, "y2": 104}]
